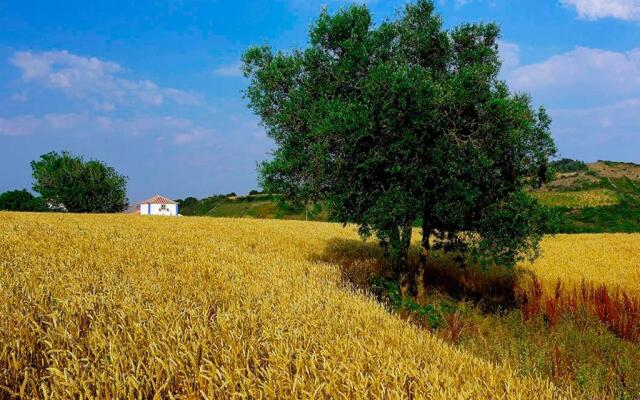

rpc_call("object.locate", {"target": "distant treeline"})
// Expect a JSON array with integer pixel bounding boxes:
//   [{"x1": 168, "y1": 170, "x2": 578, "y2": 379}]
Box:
[
  {"x1": 174, "y1": 192, "x2": 328, "y2": 220},
  {"x1": 550, "y1": 158, "x2": 588, "y2": 173}
]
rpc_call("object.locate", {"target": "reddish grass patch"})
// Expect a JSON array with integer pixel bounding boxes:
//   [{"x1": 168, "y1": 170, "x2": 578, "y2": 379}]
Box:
[{"x1": 520, "y1": 277, "x2": 640, "y2": 342}]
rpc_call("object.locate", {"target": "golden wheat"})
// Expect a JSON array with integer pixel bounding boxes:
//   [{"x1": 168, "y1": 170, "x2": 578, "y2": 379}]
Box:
[
  {"x1": 0, "y1": 212, "x2": 571, "y2": 399},
  {"x1": 532, "y1": 189, "x2": 618, "y2": 208},
  {"x1": 522, "y1": 233, "x2": 640, "y2": 295}
]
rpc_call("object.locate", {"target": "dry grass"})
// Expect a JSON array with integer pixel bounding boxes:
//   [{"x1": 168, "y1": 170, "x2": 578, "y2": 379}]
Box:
[
  {"x1": 0, "y1": 212, "x2": 570, "y2": 399},
  {"x1": 544, "y1": 172, "x2": 600, "y2": 190},
  {"x1": 532, "y1": 189, "x2": 618, "y2": 208},
  {"x1": 589, "y1": 162, "x2": 640, "y2": 180},
  {"x1": 522, "y1": 234, "x2": 640, "y2": 296}
]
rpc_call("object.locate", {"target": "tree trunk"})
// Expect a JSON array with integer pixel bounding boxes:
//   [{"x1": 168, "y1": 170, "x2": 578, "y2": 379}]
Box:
[
  {"x1": 416, "y1": 210, "x2": 433, "y2": 304},
  {"x1": 397, "y1": 222, "x2": 414, "y2": 298},
  {"x1": 420, "y1": 229, "x2": 431, "y2": 264},
  {"x1": 420, "y1": 208, "x2": 432, "y2": 263}
]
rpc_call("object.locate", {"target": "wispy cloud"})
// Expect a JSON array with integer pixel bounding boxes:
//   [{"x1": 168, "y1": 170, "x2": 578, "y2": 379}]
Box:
[
  {"x1": 172, "y1": 127, "x2": 216, "y2": 145},
  {"x1": 10, "y1": 50, "x2": 203, "y2": 111},
  {"x1": 0, "y1": 116, "x2": 40, "y2": 136},
  {"x1": 454, "y1": 0, "x2": 475, "y2": 7},
  {"x1": 10, "y1": 90, "x2": 29, "y2": 102},
  {"x1": 213, "y1": 61, "x2": 243, "y2": 77},
  {"x1": 561, "y1": 0, "x2": 640, "y2": 21},
  {"x1": 0, "y1": 113, "x2": 216, "y2": 146},
  {"x1": 284, "y1": 0, "x2": 377, "y2": 14},
  {"x1": 3, "y1": 49, "x2": 223, "y2": 149},
  {"x1": 551, "y1": 99, "x2": 640, "y2": 160},
  {"x1": 498, "y1": 40, "x2": 520, "y2": 71},
  {"x1": 553, "y1": 99, "x2": 640, "y2": 140}
]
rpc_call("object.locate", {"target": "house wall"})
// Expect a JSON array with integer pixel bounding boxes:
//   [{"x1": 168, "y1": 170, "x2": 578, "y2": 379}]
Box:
[
  {"x1": 140, "y1": 203, "x2": 149, "y2": 215},
  {"x1": 140, "y1": 203, "x2": 178, "y2": 216}
]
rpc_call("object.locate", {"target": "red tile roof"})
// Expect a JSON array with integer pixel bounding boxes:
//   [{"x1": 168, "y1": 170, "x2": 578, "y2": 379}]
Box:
[{"x1": 139, "y1": 195, "x2": 177, "y2": 205}]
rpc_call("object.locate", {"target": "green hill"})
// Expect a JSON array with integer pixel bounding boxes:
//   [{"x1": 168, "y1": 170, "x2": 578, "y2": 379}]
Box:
[
  {"x1": 177, "y1": 160, "x2": 640, "y2": 233},
  {"x1": 535, "y1": 160, "x2": 640, "y2": 233}
]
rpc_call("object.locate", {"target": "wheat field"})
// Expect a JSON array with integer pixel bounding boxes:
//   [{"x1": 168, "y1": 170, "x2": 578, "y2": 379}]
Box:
[
  {"x1": 523, "y1": 233, "x2": 640, "y2": 295},
  {"x1": 0, "y1": 212, "x2": 574, "y2": 399}
]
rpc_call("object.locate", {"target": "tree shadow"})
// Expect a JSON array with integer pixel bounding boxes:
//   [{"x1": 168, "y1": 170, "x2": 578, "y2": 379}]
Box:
[
  {"x1": 314, "y1": 237, "x2": 530, "y2": 311},
  {"x1": 312, "y1": 238, "x2": 392, "y2": 289}
]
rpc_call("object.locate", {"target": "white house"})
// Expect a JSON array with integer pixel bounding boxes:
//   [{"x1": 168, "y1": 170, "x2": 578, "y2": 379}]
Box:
[{"x1": 139, "y1": 195, "x2": 179, "y2": 216}]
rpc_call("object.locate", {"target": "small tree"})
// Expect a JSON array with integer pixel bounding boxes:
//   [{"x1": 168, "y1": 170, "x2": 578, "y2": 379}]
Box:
[
  {"x1": 244, "y1": 1, "x2": 555, "y2": 289},
  {"x1": 0, "y1": 189, "x2": 46, "y2": 212},
  {"x1": 550, "y1": 158, "x2": 587, "y2": 173},
  {"x1": 176, "y1": 197, "x2": 200, "y2": 216},
  {"x1": 31, "y1": 151, "x2": 128, "y2": 213}
]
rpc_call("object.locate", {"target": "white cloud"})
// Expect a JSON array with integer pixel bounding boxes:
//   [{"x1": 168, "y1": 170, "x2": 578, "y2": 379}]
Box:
[
  {"x1": 507, "y1": 47, "x2": 640, "y2": 105},
  {"x1": 562, "y1": 0, "x2": 640, "y2": 21},
  {"x1": 9, "y1": 50, "x2": 202, "y2": 110},
  {"x1": 503, "y1": 45, "x2": 640, "y2": 162},
  {"x1": 213, "y1": 61, "x2": 244, "y2": 77}
]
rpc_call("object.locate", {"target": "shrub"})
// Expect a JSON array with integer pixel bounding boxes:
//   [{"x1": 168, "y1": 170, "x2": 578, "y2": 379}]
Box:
[{"x1": 0, "y1": 189, "x2": 47, "y2": 212}]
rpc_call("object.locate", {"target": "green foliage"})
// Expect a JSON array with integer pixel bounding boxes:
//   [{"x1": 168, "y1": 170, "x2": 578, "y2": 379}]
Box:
[
  {"x1": 554, "y1": 201, "x2": 640, "y2": 233},
  {"x1": 550, "y1": 158, "x2": 588, "y2": 173},
  {"x1": 244, "y1": 0, "x2": 555, "y2": 275},
  {"x1": 176, "y1": 195, "x2": 233, "y2": 215},
  {"x1": 369, "y1": 276, "x2": 450, "y2": 329},
  {"x1": 31, "y1": 151, "x2": 128, "y2": 213},
  {"x1": 175, "y1": 196, "x2": 202, "y2": 215},
  {"x1": 0, "y1": 189, "x2": 46, "y2": 212}
]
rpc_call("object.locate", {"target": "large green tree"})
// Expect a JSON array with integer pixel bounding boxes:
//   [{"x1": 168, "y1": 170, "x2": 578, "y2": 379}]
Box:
[
  {"x1": 243, "y1": 1, "x2": 555, "y2": 288},
  {"x1": 31, "y1": 151, "x2": 128, "y2": 213}
]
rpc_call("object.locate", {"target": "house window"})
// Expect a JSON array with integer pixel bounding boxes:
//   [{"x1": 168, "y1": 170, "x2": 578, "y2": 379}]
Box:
[{"x1": 159, "y1": 204, "x2": 168, "y2": 211}]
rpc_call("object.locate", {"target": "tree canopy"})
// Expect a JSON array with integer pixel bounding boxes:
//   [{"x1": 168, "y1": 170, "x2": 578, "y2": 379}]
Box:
[
  {"x1": 243, "y1": 1, "x2": 556, "y2": 285},
  {"x1": 31, "y1": 151, "x2": 128, "y2": 213}
]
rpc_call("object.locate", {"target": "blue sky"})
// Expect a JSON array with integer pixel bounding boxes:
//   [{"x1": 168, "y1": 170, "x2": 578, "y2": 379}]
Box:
[{"x1": 1, "y1": 0, "x2": 639, "y2": 201}]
